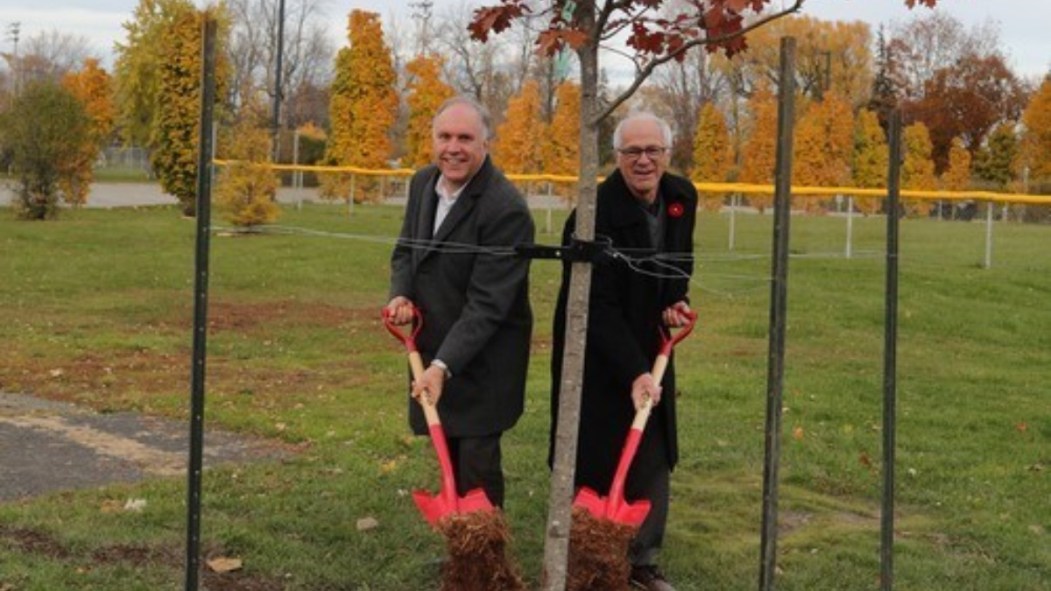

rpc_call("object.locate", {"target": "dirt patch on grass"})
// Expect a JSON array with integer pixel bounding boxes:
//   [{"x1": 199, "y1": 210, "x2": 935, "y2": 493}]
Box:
[
  {"x1": 0, "y1": 526, "x2": 285, "y2": 590},
  {"x1": 207, "y1": 300, "x2": 371, "y2": 332},
  {"x1": 0, "y1": 300, "x2": 383, "y2": 414}
]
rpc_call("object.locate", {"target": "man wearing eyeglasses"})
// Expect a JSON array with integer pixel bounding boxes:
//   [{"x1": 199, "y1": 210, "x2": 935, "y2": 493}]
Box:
[{"x1": 551, "y1": 112, "x2": 697, "y2": 591}]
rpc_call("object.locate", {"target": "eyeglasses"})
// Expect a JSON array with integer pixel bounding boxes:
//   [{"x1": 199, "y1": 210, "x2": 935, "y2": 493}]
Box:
[{"x1": 617, "y1": 146, "x2": 668, "y2": 160}]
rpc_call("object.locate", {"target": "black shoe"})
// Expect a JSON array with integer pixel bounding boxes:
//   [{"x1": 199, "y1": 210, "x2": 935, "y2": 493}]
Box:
[{"x1": 630, "y1": 564, "x2": 676, "y2": 591}]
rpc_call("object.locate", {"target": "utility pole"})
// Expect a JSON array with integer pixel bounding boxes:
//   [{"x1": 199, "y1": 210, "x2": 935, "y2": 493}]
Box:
[
  {"x1": 409, "y1": 0, "x2": 433, "y2": 55},
  {"x1": 6, "y1": 22, "x2": 20, "y2": 96},
  {"x1": 271, "y1": 0, "x2": 286, "y2": 163}
]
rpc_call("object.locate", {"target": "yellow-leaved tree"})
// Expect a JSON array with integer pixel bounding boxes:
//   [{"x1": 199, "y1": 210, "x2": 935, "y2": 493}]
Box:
[
  {"x1": 942, "y1": 136, "x2": 972, "y2": 191},
  {"x1": 852, "y1": 108, "x2": 888, "y2": 215},
  {"x1": 793, "y1": 91, "x2": 853, "y2": 213},
  {"x1": 494, "y1": 79, "x2": 545, "y2": 175},
  {"x1": 60, "y1": 58, "x2": 115, "y2": 207},
  {"x1": 902, "y1": 121, "x2": 937, "y2": 217},
  {"x1": 690, "y1": 101, "x2": 733, "y2": 212},
  {"x1": 542, "y1": 81, "x2": 581, "y2": 201},
  {"x1": 324, "y1": 10, "x2": 397, "y2": 203},
  {"x1": 1020, "y1": 77, "x2": 1051, "y2": 183},
  {"x1": 150, "y1": 4, "x2": 229, "y2": 216},
  {"x1": 404, "y1": 54, "x2": 455, "y2": 169},
  {"x1": 215, "y1": 104, "x2": 279, "y2": 228},
  {"x1": 739, "y1": 85, "x2": 778, "y2": 213},
  {"x1": 115, "y1": 0, "x2": 195, "y2": 148}
]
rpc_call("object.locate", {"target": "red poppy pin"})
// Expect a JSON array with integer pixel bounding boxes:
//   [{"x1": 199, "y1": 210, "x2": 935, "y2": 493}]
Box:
[{"x1": 667, "y1": 202, "x2": 684, "y2": 218}]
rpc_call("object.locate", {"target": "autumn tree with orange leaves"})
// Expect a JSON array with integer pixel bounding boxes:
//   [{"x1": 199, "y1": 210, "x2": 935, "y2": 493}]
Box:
[
  {"x1": 738, "y1": 85, "x2": 778, "y2": 213},
  {"x1": 691, "y1": 101, "x2": 733, "y2": 211},
  {"x1": 494, "y1": 79, "x2": 546, "y2": 175},
  {"x1": 942, "y1": 136, "x2": 972, "y2": 191},
  {"x1": 323, "y1": 10, "x2": 397, "y2": 203},
  {"x1": 852, "y1": 107, "x2": 889, "y2": 215},
  {"x1": 542, "y1": 81, "x2": 582, "y2": 200},
  {"x1": 793, "y1": 91, "x2": 853, "y2": 212},
  {"x1": 902, "y1": 121, "x2": 936, "y2": 216},
  {"x1": 404, "y1": 54, "x2": 455, "y2": 169},
  {"x1": 1020, "y1": 77, "x2": 1051, "y2": 184},
  {"x1": 60, "y1": 58, "x2": 115, "y2": 207}
]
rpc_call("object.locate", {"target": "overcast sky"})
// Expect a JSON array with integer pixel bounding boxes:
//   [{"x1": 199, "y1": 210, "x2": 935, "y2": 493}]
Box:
[{"x1": 1, "y1": 0, "x2": 1048, "y2": 82}]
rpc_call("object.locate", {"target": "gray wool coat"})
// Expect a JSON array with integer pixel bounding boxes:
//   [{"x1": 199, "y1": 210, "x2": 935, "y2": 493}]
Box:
[{"x1": 390, "y1": 156, "x2": 534, "y2": 438}]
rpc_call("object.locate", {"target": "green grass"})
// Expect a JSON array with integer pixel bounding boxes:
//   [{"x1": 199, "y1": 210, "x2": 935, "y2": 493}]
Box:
[{"x1": 1, "y1": 203, "x2": 1049, "y2": 590}]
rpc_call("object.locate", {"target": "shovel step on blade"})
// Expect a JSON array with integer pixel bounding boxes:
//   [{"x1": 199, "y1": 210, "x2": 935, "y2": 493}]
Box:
[
  {"x1": 573, "y1": 486, "x2": 652, "y2": 528},
  {"x1": 412, "y1": 487, "x2": 493, "y2": 526}
]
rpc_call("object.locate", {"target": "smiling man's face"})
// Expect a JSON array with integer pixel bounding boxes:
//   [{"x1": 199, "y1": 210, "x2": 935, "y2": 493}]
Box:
[
  {"x1": 432, "y1": 102, "x2": 489, "y2": 190},
  {"x1": 615, "y1": 118, "x2": 669, "y2": 205}
]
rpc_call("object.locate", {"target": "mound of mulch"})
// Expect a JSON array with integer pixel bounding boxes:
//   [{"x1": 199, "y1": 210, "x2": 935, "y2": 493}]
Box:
[
  {"x1": 565, "y1": 507, "x2": 636, "y2": 591},
  {"x1": 437, "y1": 510, "x2": 525, "y2": 591}
]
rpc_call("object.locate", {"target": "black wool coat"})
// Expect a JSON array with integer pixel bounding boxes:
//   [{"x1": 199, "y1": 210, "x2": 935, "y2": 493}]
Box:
[
  {"x1": 550, "y1": 169, "x2": 697, "y2": 494},
  {"x1": 390, "y1": 156, "x2": 534, "y2": 438}
]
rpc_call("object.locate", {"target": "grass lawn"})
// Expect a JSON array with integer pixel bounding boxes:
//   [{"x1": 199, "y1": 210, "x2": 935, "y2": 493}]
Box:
[{"x1": 1, "y1": 202, "x2": 1049, "y2": 590}]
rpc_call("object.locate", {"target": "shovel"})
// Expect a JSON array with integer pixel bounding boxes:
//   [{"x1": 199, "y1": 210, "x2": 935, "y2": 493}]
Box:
[
  {"x1": 382, "y1": 306, "x2": 494, "y2": 526},
  {"x1": 573, "y1": 310, "x2": 698, "y2": 527}
]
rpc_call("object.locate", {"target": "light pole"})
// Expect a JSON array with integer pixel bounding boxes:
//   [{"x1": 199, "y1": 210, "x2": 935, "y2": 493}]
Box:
[
  {"x1": 271, "y1": 0, "x2": 285, "y2": 164},
  {"x1": 6, "y1": 22, "x2": 20, "y2": 95}
]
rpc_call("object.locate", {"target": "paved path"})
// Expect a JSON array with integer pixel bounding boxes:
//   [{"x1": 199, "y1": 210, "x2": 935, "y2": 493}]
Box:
[{"x1": 0, "y1": 392, "x2": 284, "y2": 502}]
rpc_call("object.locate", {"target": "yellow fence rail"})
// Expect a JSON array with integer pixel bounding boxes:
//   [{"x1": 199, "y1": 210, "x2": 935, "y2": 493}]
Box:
[{"x1": 211, "y1": 160, "x2": 1051, "y2": 206}]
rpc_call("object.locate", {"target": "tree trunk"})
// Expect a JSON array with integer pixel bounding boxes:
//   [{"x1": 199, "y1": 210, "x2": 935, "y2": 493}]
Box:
[{"x1": 541, "y1": 3, "x2": 600, "y2": 589}]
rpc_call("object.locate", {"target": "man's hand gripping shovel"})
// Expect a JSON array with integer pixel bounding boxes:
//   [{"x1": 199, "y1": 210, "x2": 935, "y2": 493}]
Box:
[
  {"x1": 382, "y1": 306, "x2": 494, "y2": 526},
  {"x1": 572, "y1": 309, "x2": 698, "y2": 527}
]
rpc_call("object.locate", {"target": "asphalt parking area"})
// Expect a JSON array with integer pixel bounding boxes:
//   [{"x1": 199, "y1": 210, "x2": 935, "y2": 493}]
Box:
[{"x1": 0, "y1": 392, "x2": 285, "y2": 501}]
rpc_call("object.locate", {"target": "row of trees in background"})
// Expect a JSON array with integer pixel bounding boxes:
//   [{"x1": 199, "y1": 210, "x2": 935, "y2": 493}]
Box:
[{"x1": 1, "y1": 1, "x2": 1051, "y2": 222}]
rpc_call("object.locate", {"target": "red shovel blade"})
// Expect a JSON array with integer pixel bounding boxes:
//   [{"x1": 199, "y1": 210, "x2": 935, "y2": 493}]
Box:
[
  {"x1": 412, "y1": 422, "x2": 494, "y2": 526},
  {"x1": 572, "y1": 424, "x2": 651, "y2": 527},
  {"x1": 412, "y1": 487, "x2": 493, "y2": 526},
  {"x1": 574, "y1": 486, "x2": 651, "y2": 528}
]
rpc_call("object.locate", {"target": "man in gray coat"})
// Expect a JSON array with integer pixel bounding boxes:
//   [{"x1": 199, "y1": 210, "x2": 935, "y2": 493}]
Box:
[{"x1": 386, "y1": 96, "x2": 534, "y2": 507}]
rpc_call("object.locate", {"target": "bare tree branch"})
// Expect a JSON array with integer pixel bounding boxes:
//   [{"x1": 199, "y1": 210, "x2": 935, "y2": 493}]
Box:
[{"x1": 593, "y1": 0, "x2": 804, "y2": 124}]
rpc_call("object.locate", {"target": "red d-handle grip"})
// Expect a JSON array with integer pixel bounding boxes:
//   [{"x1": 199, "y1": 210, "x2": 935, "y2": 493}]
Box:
[
  {"x1": 382, "y1": 305, "x2": 423, "y2": 353},
  {"x1": 658, "y1": 309, "x2": 697, "y2": 357}
]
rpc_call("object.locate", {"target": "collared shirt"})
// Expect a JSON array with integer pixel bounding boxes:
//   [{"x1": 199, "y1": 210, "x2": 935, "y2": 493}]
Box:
[
  {"x1": 433, "y1": 175, "x2": 468, "y2": 234},
  {"x1": 639, "y1": 191, "x2": 665, "y2": 250}
]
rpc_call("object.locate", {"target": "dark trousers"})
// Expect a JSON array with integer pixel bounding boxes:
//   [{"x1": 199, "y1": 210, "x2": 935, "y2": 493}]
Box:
[
  {"x1": 446, "y1": 434, "x2": 505, "y2": 508},
  {"x1": 624, "y1": 429, "x2": 671, "y2": 567},
  {"x1": 627, "y1": 464, "x2": 670, "y2": 566}
]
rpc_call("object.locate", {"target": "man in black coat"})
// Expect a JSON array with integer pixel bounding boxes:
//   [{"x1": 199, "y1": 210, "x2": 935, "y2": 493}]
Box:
[
  {"x1": 387, "y1": 96, "x2": 534, "y2": 507},
  {"x1": 551, "y1": 112, "x2": 696, "y2": 591}
]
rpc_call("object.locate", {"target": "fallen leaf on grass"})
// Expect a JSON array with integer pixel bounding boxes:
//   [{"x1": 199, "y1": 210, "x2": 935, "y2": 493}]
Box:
[
  {"x1": 356, "y1": 517, "x2": 379, "y2": 531},
  {"x1": 207, "y1": 557, "x2": 243, "y2": 573},
  {"x1": 123, "y1": 498, "x2": 147, "y2": 512},
  {"x1": 792, "y1": 426, "x2": 805, "y2": 440}
]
